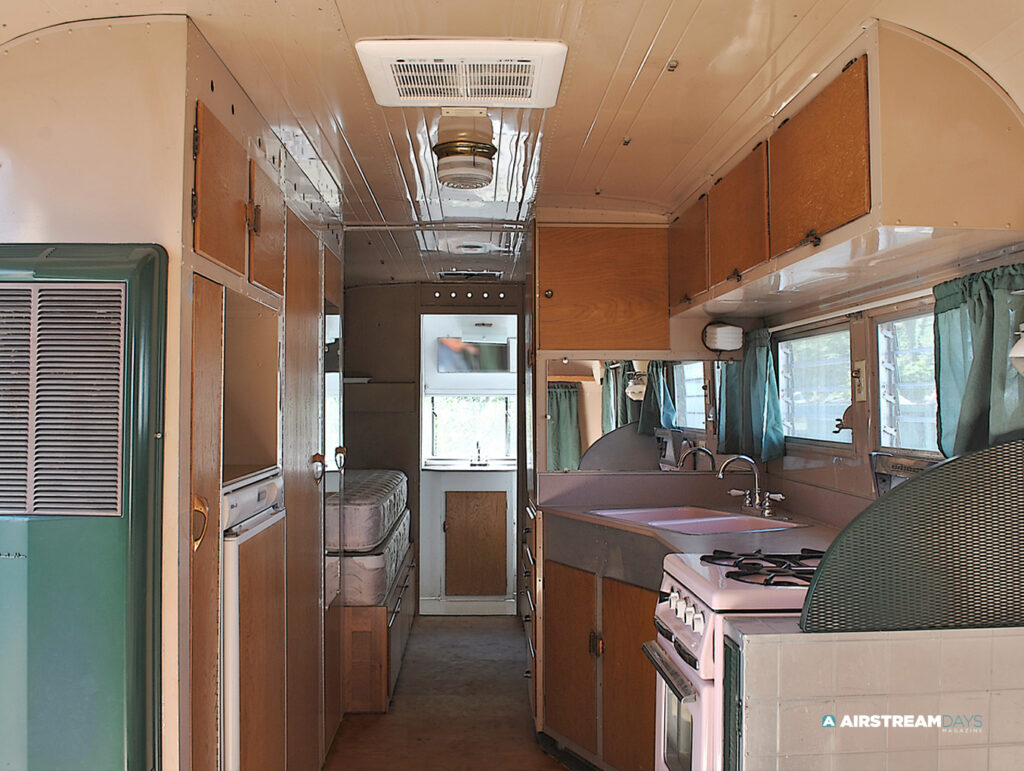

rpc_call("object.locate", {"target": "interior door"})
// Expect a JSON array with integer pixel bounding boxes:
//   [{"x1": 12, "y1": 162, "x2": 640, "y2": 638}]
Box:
[
  {"x1": 190, "y1": 274, "x2": 224, "y2": 771},
  {"x1": 284, "y1": 210, "x2": 325, "y2": 769},
  {"x1": 444, "y1": 490, "x2": 507, "y2": 596}
]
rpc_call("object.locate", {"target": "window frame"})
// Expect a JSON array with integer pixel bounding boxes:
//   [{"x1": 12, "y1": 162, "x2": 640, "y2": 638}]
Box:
[
  {"x1": 667, "y1": 360, "x2": 710, "y2": 433},
  {"x1": 422, "y1": 392, "x2": 517, "y2": 463},
  {"x1": 774, "y1": 320, "x2": 857, "y2": 451}
]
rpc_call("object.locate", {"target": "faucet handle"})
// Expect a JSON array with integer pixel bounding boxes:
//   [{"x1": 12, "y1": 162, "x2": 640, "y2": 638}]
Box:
[
  {"x1": 763, "y1": 492, "x2": 785, "y2": 502},
  {"x1": 727, "y1": 489, "x2": 748, "y2": 497}
]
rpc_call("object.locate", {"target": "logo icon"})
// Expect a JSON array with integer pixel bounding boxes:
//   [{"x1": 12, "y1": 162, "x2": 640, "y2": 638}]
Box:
[{"x1": 822, "y1": 715, "x2": 836, "y2": 728}]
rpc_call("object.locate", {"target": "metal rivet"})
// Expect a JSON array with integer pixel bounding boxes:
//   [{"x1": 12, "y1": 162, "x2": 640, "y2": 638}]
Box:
[{"x1": 667, "y1": 60, "x2": 678, "y2": 72}]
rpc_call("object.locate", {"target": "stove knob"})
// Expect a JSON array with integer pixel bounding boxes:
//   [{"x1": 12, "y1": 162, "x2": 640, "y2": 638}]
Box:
[
  {"x1": 674, "y1": 602, "x2": 686, "y2": 620},
  {"x1": 692, "y1": 612, "x2": 705, "y2": 634},
  {"x1": 668, "y1": 591, "x2": 680, "y2": 610},
  {"x1": 683, "y1": 604, "x2": 695, "y2": 624}
]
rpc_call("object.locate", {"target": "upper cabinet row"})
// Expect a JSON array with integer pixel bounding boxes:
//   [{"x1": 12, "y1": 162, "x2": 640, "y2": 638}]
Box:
[
  {"x1": 194, "y1": 99, "x2": 286, "y2": 295},
  {"x1": 669, "y1": 56, "x2": 870, "y2": 307}
]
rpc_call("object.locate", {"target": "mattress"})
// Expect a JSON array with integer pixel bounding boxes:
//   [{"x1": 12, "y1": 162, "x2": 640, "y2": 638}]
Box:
[
  {"x1": 326, "y1": 469, "x2": 408, "y2": 553},
  {"x1": 325, "y1": 555, "x2": 341, "y2": 608},
  {"x1": 342, "y1": 508, "x2": 411, "y2": 606}
]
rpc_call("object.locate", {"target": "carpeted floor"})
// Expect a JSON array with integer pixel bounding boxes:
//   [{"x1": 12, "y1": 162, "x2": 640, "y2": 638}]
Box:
[{"x1": 325, "y1": 616, "x2": 565, "y2": 770}]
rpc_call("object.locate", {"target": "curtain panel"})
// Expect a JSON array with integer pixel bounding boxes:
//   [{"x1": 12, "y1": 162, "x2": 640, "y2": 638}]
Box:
[
  {"x1": 547, "y1": 382, "x2": 581, "y2": 471},
  {"x1": 933, "y1": 263, "x2": 1024, "y2": 456},
  {"x1": 717, "y1": 328, "x2": 785, "y2": 462}
]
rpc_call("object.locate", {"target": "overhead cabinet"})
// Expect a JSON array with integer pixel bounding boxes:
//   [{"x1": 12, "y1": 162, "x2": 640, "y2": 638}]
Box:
[
  {"x1": 536, "y1": 226, "x2": 669, "y2": 351},
  {"x1": 194, "y1": 100, "x2": 286, "y2": 295},
  {"x1": 668, "y1": 196, "x2": 709, "y2": 306},
  {"x1": 708, "y1": 143, "x2": 769, "y2": 286},
  {"x1": 769, "y1": 56, "x2": 871, "y2": 257}
]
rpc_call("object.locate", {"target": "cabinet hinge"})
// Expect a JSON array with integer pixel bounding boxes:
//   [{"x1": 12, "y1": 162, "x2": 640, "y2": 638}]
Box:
[
  {"x1": 192, "y1": 125, "x2": 200, "y2": 159},
  {"x1": 191, "y1": 190, "x2": 198, "y2": 222},
  {"x1": 842, "y1": 56, "x2": 860, "y2": 72}
]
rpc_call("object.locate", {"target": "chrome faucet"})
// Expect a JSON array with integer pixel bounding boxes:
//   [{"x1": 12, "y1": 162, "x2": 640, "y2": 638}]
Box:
[
  {"x1": 716, "y1": 454, "x2": 785, "y2": 516},
  {"x1": 676, "y1": 446, "x2": 716, "y2": 472}
]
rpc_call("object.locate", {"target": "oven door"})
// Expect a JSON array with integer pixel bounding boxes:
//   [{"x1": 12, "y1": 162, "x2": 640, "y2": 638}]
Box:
[{"x1": 643, "y1": 640, "x2": 716, "y2": 771}]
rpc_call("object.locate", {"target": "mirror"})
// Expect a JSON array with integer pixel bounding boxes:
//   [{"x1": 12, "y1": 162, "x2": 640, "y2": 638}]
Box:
[
  {"x1": 437, "y1": 337, "x2": 512, "y2": 372},
  {"x1": 544, "y1": 359, "x2": 711, "y2": 471}
]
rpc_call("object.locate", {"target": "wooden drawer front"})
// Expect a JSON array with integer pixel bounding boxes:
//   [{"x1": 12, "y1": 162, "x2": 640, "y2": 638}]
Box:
[
  {"x1": 669, "y1": 196, "x2": 709, "y2": 305},
  {"x1": 194, "y1": 100, "x2": 248, "y2": 274},
  {"x1": 343, "y1": 605, "x2": 388, "y2": 713},
  {"x1": 526, "y1": 629, "x2": 537, "y2": 717},
  {"x1": 536, "y1": 227, "x2": 668, "y2": 351},
  {"x1": 769, "y1": 56, "x2": 871, "y2": 256},
  {"x1": 387, "y1": 560, "x2": 415, "y2": 698},
  {"x1": 523, "y1": 502, "x2": 537, "y2": 553},
  {"x1": 248, "y1": 160, "x2": 286, "y2": 295},
  {"x1": 708, "y1": 142, "x2": 769, "y2": 286}
]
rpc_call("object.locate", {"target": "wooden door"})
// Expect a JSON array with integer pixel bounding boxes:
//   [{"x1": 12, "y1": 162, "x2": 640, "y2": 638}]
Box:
[
  {"x1": 284, "y1": 209, "x2": 324, "y2": 769},
  {"x1": 239, "y1": 516, "x2": 287, "y2": 769},
  {"x1": 445, "y1": 491, "x2": 507, "y2": 596},
  {"x1": 769, "y1": 56, "x2": 870, "y2": 256},
  {"x1": 249, "y1": 160, "x2": 286, "y2": 295},
  {"x1": 189, "y1": 275, "x2": 224, "y2": 771},
  {"x1": 543, "y1": 560, "x2": 597, "y2": 755},
  {"x1": 194, "y1": 101, "x2": 248, "y2": 275},
  {"x1": 669, "y1": 196, "x2": 709, "y2": 306},
  {"x1": 536, "y1": 227, "x2": 668, "y2": 350},
  {"x1": 708, "y1": 142, "x2": 769, "y2": 286},
  {"x1": 601, "y1": 576, "x2": 658, "y2": 771}
]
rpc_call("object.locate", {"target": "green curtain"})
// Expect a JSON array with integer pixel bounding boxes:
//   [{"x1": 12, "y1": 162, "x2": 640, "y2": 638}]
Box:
[
  {"x1": 601, "y1": 361, "x2": 641, "y2": 434},
  {"x1": 547, "y1": 383, "x2": 581, "y2": 471},
  {"x1": 638, "y1": 361, "x2": 677, "y2": 435},
  {"x1": 717, "y1": 328, "x2": 784, "y2": 462},
  {"x1": 933, "y1": 263, "x2": 1024, "y2": 457}
]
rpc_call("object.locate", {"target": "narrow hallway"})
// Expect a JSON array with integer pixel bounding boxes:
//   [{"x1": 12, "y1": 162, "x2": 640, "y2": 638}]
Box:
[{"x1": 325, "y1": 617, "x2": 565, "y2": 771}]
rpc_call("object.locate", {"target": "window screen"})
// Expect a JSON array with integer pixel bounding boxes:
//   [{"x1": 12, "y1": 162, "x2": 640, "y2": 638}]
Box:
[
  {"x1": 778, "y1": 328, "x2": 852, "y2": 443},
  {"x1": 877, "y1": 314, "x2": 938, "y2": 453}
]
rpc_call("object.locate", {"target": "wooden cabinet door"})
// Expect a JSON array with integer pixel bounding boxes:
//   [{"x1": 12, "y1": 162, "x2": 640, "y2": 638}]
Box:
[
  {"x1": 189, "y1": 274, "x2": 224, "y2": 771},
  {"x1": 194, "y1": 101, "x2": 248, "y2": 275},
  {"x1": 249, "y1": 160, "x2": 286, "y2": 295},
  {"x1": 708, "y1": 142, "x2": 769, "y2": 286},
  {"x1": 536, "y1": 227, "x2": 668, "y2": 350},
  {"x1": 239, "y1": 516, "x2": 287, "y2": 770},
  {"x1": 543, "y1": 560, "x2": 597, "y2": 755},
  {"x1": 284, "y1": 210, "x2": 325, "y2": 769},
  {"x1": 601, "y1": 577, "x2": 658, "y2": 771},
  {"x1": 445, "y1": 491, "x2": 507, "y2": 596},
  {"x1": 769, "y1": 56, "x2": 871, "y2": 256},
  {"x1": 669, "y1": 196, "x2": 709, "y2": 305}
]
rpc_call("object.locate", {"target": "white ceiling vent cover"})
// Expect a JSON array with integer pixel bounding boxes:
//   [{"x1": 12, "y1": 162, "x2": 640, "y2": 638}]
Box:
[{"x1": 355, "y1": 39, "x2": 568, "y2": 108}]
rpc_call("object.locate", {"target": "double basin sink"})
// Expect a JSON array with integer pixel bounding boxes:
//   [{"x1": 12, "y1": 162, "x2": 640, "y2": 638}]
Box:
[{"x1": 587, "y1": 505, "x2": 805, "y2": 535}]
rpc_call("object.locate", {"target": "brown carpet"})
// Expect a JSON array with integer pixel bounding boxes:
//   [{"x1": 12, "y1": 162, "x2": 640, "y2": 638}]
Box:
[{"x1": 325, "y1": 616, "x2": 565, "y2": 770}]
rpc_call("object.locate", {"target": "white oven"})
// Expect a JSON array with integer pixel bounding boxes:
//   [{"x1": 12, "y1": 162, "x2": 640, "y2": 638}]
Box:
[{"x1": 644, "y1": 637, "x2": 715, "y2": 771}]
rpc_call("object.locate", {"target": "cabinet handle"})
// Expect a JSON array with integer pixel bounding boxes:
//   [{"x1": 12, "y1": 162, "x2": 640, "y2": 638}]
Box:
[
  {"x1": 191, "y1": 494, "x2": 209, "y2": 553},
  {"x1": 728, "y1": 268, "x2": 743, "y2": 282},
  {"x1": 334, "y1": 446, "x2": 346, "y2": 470},
  {"x1": 523, "y1": 614, "x2": 532, "y2": 623},
  {"x1": 543, "y1": 289, "x2": 553, "y2": 299},
  {"x1": 311, "y1": 453, "x2": 325, "y2": 484},
  {"x1": 524, "y1": 669, "x2": 532, "y2": 679},
  {"x1": 252, "y1": 204, "x2": 262, "y2": 235},
  {"x1": 589, "y1": 631, "x2": 604, "y2": 657}
]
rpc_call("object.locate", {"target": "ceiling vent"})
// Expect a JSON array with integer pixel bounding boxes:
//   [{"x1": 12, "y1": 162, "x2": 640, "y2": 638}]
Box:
[
  {"x1": 433, "y1": 115, "x2": 497, "y2": 190},
  {"x1": 355, "y1": 39, "x2": 568, "y2": 108}
]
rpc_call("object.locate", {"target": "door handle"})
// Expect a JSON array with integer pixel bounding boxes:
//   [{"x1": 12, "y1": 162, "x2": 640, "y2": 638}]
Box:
[
  {"x1": 311, "y1": 453, "x2": 325, "y2": 485},
  {"x1": 191, "y1": 494, "x2": 209, "y2": 553},
  {"x1": 334, "y1": 446, "x2": 346, "y2": 470}
]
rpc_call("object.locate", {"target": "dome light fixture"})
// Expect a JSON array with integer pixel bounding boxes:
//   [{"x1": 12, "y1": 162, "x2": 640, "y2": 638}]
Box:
[{"x1": 432, "y1": 114, "x2": 497, "y2": 190}]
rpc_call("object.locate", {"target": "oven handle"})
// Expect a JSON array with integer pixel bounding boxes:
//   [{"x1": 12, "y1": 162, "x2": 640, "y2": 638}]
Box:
[{"x1": 642, "y1": 640, "x2": 697, "y2": 704}]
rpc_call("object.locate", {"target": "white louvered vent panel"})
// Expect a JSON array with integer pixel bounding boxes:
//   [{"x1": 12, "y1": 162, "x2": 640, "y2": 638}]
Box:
[
  {"x1": 0, "y1": 288, "x2": 32, "y2": 513},
  {"x1": 391, "y1": 62, "x2": 462, "y2": 101},
  {"x1": 32, "y1": 287, "x2": 125, "y2": 516},
  {"x1": 465, "y1": 62, "x2": 535, "y2": 101},
  {"x1": 0, "y1": 283, "x2": 125, "y2": 517}
]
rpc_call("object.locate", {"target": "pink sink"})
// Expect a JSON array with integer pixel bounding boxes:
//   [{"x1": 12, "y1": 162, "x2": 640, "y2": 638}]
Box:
[
  {"x1": 655, "y1": 515, "x2": 803, "y2": 535},
  {"x1": 588, "y1": 506, "x2": 736, "y2": 522}
]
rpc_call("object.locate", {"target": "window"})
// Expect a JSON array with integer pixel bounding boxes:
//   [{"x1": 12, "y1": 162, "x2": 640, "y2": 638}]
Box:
[
  {"x1": 671, "y1": 361, "x2": 707, "y2": 430},
  {"x1": 778, "y1": 328, "x2": 852, "y2": 443},
  {"x1": 426, "y1": 395, "x2": 515, "y2": 460},
  {"x1": 877, "y1": 313, "x2": 938, "y2": 453}
]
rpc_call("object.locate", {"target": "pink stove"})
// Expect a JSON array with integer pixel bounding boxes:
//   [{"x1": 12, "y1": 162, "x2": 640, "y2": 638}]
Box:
[{"x1": 645, "y1": 550, "x2": 823, "y2": 771}]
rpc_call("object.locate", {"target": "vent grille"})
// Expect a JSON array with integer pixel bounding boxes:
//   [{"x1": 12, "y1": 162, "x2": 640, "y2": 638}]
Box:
[
  {"x1": 391, "y1": 61, "x2": 536, "y2": 103},
  {"x1": 0, "y1": 283, "x2": 125, "y2": 517},
  {"x1": 356, "y1": 40, "x2": 567, "y2": 108}
]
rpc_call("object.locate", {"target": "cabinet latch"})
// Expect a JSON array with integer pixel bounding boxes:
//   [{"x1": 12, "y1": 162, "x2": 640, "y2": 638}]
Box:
[
  {"x1": 589, "y1": 631, "x2": 604, "y2": 657},
  {"x1": 802, "y1": 229, "x2": 823, "y2": 247}
]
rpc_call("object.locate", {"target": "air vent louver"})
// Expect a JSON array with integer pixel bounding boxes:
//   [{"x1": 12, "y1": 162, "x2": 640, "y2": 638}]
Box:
[
  {"x1": 0, "y1": 283, "x2": 125, "y2": 516},
  {"x1": 356, "y1": 39, "x2": 567, "y2": 108}
]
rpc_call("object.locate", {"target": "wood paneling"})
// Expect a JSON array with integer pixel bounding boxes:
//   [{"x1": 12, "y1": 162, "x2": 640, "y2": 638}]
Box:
[
  {"x1": 708, "y1": 142, "x2": 769, "y2": 286},
  {"x1": 669, "y1": 196, "x2": 709, "y2": 306},
  {"x1": 324, "y1": 602, "x2": 343, "y2": 747},
  {"x1": 284, "y1": 209, "x2": 324, "y2": 769},
  {"x1": 769, "y1": 56, "x2": 871, "y2": 256},
  {"x1": 445, "y1": 491, "x2": 507, "y2": 596},
  {"x1": 189, "y1": 274, "x2": 223, "y2": 771},
  {"x1": 239, "y1": 517, "x2": 287, "y2": 770},
  {"x1": 601, "y1": 577, "x2": 658, "y2": 771},
  {"x1": 249, "y1": 160, "x2": 286, "y2": 295},
  {"x1": 543, "y1": 560, "x2": 597, "y2": 755},
  {"x1": 536, "y1": 227, "x2": 668, "y2": 350},
  {"x1": 194, "y1": 101, "x2": 247, "y2": 275}
]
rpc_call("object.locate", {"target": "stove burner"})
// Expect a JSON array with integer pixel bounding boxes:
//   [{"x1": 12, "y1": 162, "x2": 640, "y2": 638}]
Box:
[{"x1": 701, "y1": 548, "x2": 824, "y2": 587}]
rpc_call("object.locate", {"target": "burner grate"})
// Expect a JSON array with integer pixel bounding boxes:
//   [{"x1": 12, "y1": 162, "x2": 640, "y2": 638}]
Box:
[{"x1": 702, "y1": 549, "x2": 824, "y2": 587}]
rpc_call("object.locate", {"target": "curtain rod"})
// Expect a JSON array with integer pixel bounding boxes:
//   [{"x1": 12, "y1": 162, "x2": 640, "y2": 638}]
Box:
[{"x1": 767, "y1": 289, "x2": 934, "y2": 334}]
